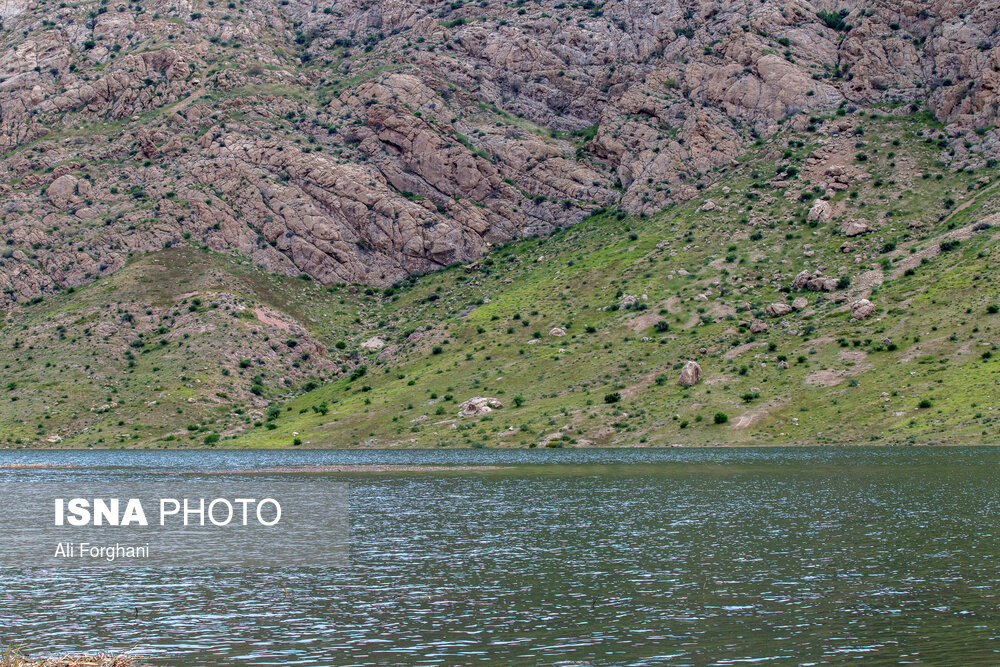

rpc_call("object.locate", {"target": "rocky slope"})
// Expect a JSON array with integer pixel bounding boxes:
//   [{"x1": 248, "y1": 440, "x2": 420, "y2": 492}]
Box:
[
  {"x1": 2, "y1": 0, "x2": 1000, "y2": 448},
  {"x1": 2, "y1": 108, "x2": 999, "y2": 448},
  {"x1": 3, "y1": 0, "x2": 1000, "y2": 299}
]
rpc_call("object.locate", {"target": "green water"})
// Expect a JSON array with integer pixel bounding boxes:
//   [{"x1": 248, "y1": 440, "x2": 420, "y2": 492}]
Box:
[{"x1": 1, "y1": 447, "x2": 999, "y2": 665}]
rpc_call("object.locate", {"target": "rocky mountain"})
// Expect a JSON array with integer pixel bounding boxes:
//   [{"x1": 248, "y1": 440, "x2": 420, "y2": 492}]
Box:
[
  {"x1": 1, "y1": 0, "x2": 999, "y2": 448},
  {"x1": 2, "y1": 0, "x2": 1000, "y2": 293}
]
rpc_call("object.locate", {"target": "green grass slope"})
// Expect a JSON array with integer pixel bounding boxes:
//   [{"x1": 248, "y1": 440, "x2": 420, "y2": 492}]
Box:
[{"x1": 2, "y1": 108, "x2": 999, "y2": 448}]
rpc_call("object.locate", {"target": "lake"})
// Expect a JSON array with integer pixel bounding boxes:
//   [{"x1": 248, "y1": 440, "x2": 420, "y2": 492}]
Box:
[{"x1": 2, "y1": 447, "x2": 1000, "y2": 665}]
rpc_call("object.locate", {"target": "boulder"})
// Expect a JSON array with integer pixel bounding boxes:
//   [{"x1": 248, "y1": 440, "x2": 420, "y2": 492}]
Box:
[
  {"x1": 47, "y1": 174, "x2": 79, "y2": 210},
  {"x1": 807, "y1": 199, "x2": 832, "y2": 222},
  {"x1": 791, "y1": 270, "x2": 812, "y2": 290},
  {"x1": 549, "y1": 327, "x2": 566, "y2": 337},
  {"x1": 677, "y1": 360, "x2": 702, "y2": 387},
  {"x1": 457, "y1": 397, "x2": 503, "y2": 417},
  {"x1": 750, "y1": 319, "x2": 768, "y2": 333},
  {"x1": 840, "y1": 219, "x2": 872, "y2": 237},
  {"x1": 765, "y1": 302, "x2": 792, "y2": 317},
  {"x1": 851, "y1": 299, "x2": 876, "y2": 321},
  {"x1": 794, "y1": 270, "x2": 837, "y2": 292},
  {"x1": 806, "y1": 276, "x2": 839, "y2": 292},
  {"x1": 791, "y1": 296, "x2": 808, "y2": 310}
]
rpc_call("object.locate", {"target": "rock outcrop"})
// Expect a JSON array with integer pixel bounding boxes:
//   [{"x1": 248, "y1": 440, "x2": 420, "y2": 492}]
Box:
[
  {"x1": 360, "y1": 336, "x2": 386, "y2": 350},
  {"x1": 458, "y1": 397, "x2": 503, "y2": 417}
]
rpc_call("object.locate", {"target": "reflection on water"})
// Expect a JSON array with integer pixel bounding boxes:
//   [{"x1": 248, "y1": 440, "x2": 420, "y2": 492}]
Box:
[{"x1": 2, "y1": 448, "x2": 1000, "y2": 665}]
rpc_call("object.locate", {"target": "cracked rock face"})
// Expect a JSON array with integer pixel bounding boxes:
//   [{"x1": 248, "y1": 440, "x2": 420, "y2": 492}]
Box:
[{"x1": 3, "y1": 0, "x2": 1000, "y2": 298}]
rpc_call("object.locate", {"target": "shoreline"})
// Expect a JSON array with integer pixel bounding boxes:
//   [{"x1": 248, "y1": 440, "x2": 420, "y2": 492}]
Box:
[
  {"x1": 0, "y1": 647, "x2": 147, "y2": 667},
  {"x1": 196, "y1": 464, "x2": 509, "y2": 473},
  {"x1": 2, "y1": 441, "x2": 998, "y2": 454}
]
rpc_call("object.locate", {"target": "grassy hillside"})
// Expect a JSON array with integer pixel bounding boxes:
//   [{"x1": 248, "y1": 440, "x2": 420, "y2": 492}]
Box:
[{"x1": 2, "y1": 107, "x2": 999, "y2": 448}]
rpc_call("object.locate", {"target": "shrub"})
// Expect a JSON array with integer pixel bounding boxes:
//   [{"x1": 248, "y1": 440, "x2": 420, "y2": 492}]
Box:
[
  {"x1": 714, "y1": 412, "x2": 729, "y2": 424},
  {"x1": 816, "y1": 9, "x2": 849, "y2": 31},
  {"x1": 604, "y1": 392, "x2": 621, "y2": 404},
  {"x1": 918, "y1": 399, "x2": 933, "y2": 409},
  {"x1": 203, "y1": 433, "x2": 220, "y2": 445}
]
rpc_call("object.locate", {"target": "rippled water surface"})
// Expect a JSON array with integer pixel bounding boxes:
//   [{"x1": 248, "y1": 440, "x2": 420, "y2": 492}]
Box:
[{"x1": 2, "y1": 447, "x2": 1000, "y2": 665}]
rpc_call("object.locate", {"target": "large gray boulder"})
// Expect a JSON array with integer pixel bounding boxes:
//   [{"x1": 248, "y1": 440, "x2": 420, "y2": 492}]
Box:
[
  {"x1": 851, "y1": 299, "x2": 876, "y2": 321},
  {"x1": 765, "y1": 303, "x2": 792, "y2": 317},
  {"x1": 677, "y1": 360, "x2": 703, "y2": 387}
]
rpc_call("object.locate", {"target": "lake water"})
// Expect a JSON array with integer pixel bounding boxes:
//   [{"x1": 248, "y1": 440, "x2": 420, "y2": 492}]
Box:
[{"x1": 2, "y1": 447, "x2": 1000, "y2": 665}]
